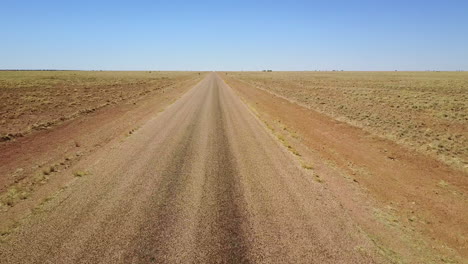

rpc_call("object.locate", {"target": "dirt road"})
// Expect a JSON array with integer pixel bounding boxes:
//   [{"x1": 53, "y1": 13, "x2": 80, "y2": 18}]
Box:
[{"x1": 1, "y1": 73, "x2": 383, "y2": 263}]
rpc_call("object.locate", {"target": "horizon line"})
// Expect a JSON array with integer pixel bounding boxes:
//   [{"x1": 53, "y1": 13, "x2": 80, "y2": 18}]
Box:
[{"x1": 0, "y1": 69, "x2": 466, "y2": 72}]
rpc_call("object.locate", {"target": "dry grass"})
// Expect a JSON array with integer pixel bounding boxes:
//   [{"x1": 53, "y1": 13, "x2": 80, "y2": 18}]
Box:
[
  {"x1": 228, "y1": 71, "x2": 468, "y2": 170},
  {"x1": 73, "y1": 171, "x2": 88, "y2": 177},
  {"x1": 301, "y1": 162, "x2": 314, "y2": 170},
  {"x1": 0, "y1": 71, "x2": 202, "y2": 140}
]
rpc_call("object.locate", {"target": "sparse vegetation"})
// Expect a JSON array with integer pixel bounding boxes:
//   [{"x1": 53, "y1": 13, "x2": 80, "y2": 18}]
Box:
[
  {"x1": 2, "y1": 187, "x2": 30, "y2": 206},
  {"x1": 74, "y1": 171, "x2": 88, "y2": 177},
  {"x1": 301, "y1": 162, "x2": 314, "y2": 170},
  {"x1": 227, "y1": 71, "x2": 468, "y2": 170},
  {"x1": 287, "y1": 144, "x2": 301, "y2": 156},
  {"x1": 438, "y1": 180, "x2": 450, "y2": 188},
  {"x1": 247, "y1": 104, "x2": 304, "y2": 161},
  {"x1": 0, "y1": 71, "x2": 203, "y2": 140},
  {"x1": 314, "y1": 174, "x2": 323, "y2": 183}
]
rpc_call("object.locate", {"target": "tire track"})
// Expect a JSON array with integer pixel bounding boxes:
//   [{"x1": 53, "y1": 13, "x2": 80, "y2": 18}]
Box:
[{"x1": 194, "y1": 79, "x2": 251, "y2": 263}]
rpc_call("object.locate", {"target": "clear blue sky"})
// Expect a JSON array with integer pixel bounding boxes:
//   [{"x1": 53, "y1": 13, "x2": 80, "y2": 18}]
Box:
[{"x1": 2, "y1": 0, "x2": 468, "y2": 71}]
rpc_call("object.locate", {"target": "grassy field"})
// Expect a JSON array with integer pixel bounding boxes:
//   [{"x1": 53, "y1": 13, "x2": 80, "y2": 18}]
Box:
[
  {"x1": 0, "y1": 71, "x2": 202, "y2": 140},
  {"x1": 226, "y1": 71, "x2": 468, "y2": 170}
]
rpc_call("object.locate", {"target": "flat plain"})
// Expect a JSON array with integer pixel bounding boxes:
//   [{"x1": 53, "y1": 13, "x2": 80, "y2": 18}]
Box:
[
  {"x1": 0, "y1": 71, "x2": 202, "y2": 140},
  {"x1": 225, "y1": 71, "x2": 468, "y2": 171},
  {"x1": 223, "y1": 71, "x2": 468, "y2": 263},
  {"x1": 0, "y1": 71, "x2": 466, "y2": 263}
]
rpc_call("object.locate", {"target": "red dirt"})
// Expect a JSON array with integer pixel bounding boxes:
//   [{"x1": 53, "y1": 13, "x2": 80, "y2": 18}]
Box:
[
  {"x1": 0, "y1": 74, "x2": 204, "y2": 217},
  {"x1": 223, "y1": 75, "x2": 468, "y2": 262},
  {"x1": 1, "y1": 73, "x2": 384, "y2": 263},
  {"x1": 0, "y1": 72, "x2": 466, "y2": 263}
]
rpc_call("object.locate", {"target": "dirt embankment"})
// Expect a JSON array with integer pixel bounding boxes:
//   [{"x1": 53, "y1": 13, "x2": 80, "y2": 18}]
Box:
[
  {"x1": 222, "y1": 73, "x2": 468, "y2": 263},
  {"x1": 223, "y1": 71, "x2": 468, "y2": 172}
]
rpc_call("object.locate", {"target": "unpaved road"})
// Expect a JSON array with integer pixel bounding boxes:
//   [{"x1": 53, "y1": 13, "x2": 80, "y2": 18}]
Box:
[{"x1": 1, "y1": 73, "x2": 382, "y2": 263}]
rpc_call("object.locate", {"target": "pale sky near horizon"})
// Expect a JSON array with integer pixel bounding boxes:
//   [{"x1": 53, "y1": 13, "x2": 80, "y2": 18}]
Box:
[{"x1": 2, "y1": 0, "x2": 468, "y2": 71}]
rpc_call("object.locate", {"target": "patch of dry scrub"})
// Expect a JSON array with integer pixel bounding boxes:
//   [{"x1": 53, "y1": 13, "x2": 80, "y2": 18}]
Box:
[
  {"x1": 228, "y1": 71, "x2": 468, "y2": 170},
  {"x1": 0, "y1": 71, "x2": 202, "y2": 141}
]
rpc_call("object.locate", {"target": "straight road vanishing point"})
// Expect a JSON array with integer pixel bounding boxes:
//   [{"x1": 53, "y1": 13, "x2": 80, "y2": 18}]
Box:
[
  {"x1": 1, "y1": 73, "x2": 378, "y2": 263},
  {"x1": 2, "y1": 1, "x2": 468, "y2": 263},
  {"x1": 0, "y1": 72, "x2": 466, "y2": 264}
]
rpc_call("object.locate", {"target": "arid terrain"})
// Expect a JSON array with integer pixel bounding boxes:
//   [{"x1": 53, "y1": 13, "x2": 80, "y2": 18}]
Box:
[
  {"x1": 223, "y1": 71, "x2": 468, "y2": 263},
  {"x1": 0, "y1": 71, "x2": 467, "y2": 263},
  {"x1": 0, "y1": 70, "x2": 204, "y2": 209},
  {"x1": 0, "y1": 71, "x2": 202, "y2": 141},
  {"x1": 224, "y1": 71, "x2": 468, "y2": 171}
]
